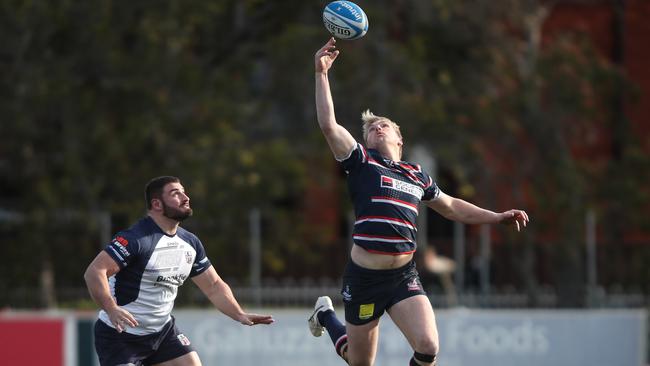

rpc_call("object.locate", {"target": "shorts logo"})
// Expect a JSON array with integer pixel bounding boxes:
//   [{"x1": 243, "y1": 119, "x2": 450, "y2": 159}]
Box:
[
  {"x1": 359, "y1": 303, "x2": 375, "y2": 320},
  {"x1": 342, "y1": 285, "x2": 352, "y2": 301},
  {"x1": 177, "y1": 333, "x2": 191, "y2": 346},
  {"x1": 407, "y1": 278, "x2": 421, "y2": 291}
]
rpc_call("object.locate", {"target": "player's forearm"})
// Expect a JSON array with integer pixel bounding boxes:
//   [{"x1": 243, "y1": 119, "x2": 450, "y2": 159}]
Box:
[
  {"x1": 205, "y1": 279, "x2": 246, "y2": 321},
  {"x1": 448, "y1": 198, "x2": 501, "y2": 225},
  {"x1": 84, "y1": 270, "x2": 118, "y2": 311},
  {"x1": 315, "y1": 72, "x2": 337, "y2": 133}
]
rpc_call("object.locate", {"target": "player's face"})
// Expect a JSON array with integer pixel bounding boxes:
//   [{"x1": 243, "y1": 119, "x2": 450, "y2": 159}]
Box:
[
  {"x1": 367, "y1": 120, "x2": 402, "y2": 151},
  {"x1": 160, "y1": 182, "x2": 193, "y2": 222}
]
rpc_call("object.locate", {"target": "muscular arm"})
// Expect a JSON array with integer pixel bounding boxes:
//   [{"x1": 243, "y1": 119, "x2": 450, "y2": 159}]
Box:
[
  {"x1": 315, "y1": 38, "x2": 356, "y2": 159},
  {"x1": 83, "y1": 251, "x2": 138, "y2": 332},
  {"x1": 192, "y1": 266, "x2": 273, "y2": 326},
  {"x1": 425, "y1": 192, "x2": 529, "y2": 231}
]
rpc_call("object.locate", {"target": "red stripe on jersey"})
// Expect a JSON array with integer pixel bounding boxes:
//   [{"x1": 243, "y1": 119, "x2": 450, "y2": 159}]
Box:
[
  {"x1": 353, "y1": 233, "x2": 412, "y2": 242},
  {"x1": 371, "y1": 196, "x2": 418, "y2": 209},
  {"x1": 359, "y1": 144, "x2": 368, "y2": 163},
  {"x1": 396, "y1": 163, "x2": 427, "y2": 186},
  {"x1": 364, "y1": 248, "x2": 416, "y2": 256},
  {"x1": 356, "y1": 216, "x2": 416, "y2": 228}
]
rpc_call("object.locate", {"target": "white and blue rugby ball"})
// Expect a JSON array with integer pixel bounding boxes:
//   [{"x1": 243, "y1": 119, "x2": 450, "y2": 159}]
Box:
[{"x1": 323, "y1": 1, "x2": 369, "y2": 40}]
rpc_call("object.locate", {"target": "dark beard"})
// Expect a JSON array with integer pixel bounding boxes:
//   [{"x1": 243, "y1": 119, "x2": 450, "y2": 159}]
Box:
[{"x1": 162, "y1": 202, "x2": 193, "y2": 222}]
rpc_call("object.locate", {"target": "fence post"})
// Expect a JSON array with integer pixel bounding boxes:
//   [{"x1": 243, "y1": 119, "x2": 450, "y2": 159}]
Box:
[
  {"x1": 585, "y1": 209, "x2": 597, "y2": 307},
  {"x1": 249, "y1": 208, "x2": 262, "y2": 307},
  {"x1": 454, "y1": 221, "x2": 465, "y2": 303}
]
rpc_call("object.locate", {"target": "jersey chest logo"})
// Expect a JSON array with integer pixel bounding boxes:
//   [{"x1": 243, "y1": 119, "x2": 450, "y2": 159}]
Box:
[{"x1": 380, "y1": 175, "x2": 424, "y2": 199}]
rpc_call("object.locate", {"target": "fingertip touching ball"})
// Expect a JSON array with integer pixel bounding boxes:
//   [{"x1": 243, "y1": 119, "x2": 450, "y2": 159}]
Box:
[{"x1": 323, "y1": 1, "x2": 369, "y2": 40}]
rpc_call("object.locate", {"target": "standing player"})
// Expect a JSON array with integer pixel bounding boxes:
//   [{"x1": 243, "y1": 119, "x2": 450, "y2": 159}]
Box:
[
  {"x1": 308, "y1": 38, "x2": 530, "y2": 366},
  {"x1": 84, "y1": 176, "x2": 273, "y2": 366}
]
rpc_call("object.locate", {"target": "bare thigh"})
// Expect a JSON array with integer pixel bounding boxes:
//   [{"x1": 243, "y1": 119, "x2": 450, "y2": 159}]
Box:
[
  {"x1": 345, "y1": 318, "x2": 380, "y2": 366},
  {"x1": 387, "y1": 295, "x2": 439, "y2": 356},
  {"x1": 151, "y1": 351, "x2": 201, "y2": 366}
]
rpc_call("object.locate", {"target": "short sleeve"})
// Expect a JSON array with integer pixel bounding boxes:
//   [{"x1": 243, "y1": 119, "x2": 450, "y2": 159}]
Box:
[
  {"x1": 189, "y1": 237, "x2": 212, "y2": 277},
  {"x1": 339, "y1": 142, "x2": 367, "y2": 173},
  {"x1": 104, "y1": 232, "x2": 139, "y2": 269},
  {"x1": 421, "y1": 173, "x2": 441, "y2": 201}
]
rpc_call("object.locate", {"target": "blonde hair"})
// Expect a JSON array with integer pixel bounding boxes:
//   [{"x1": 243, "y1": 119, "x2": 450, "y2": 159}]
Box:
[
  {"x1": 361, "y1": 110, "x2": 402, "y2": 141},
  {"x1": 361, "y1": 109, "x2": 403, "y2": 157}
]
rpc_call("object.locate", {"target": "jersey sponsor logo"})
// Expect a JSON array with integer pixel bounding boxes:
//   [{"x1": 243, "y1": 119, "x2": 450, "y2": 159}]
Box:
[
  {"x1": 359, "y1": 303, "x2": 375, "y2": 320},
  {"x1": 156, "y1": 273, "x2": 187, "y2": 284},
  {"x1": 380, "y1": 175, "x2": 424, "y2": 199},
  {"x1": 113, "y1": 242, "x2": 130, "y2": 258},
  {"x1": 113, "y1": 236, "x2": 128, "y2": 247},
  {"x1": 153, "y1": 252, "x2": 182, "y2": 268},
  {"x1": 185, "y1": 251, "x2": 193, "y2": 264}
]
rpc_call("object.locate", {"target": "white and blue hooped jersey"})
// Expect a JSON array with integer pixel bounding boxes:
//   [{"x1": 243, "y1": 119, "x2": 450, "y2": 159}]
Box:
[{"x1": 99, "y1": 216, "x2": 211, "y2": 335}]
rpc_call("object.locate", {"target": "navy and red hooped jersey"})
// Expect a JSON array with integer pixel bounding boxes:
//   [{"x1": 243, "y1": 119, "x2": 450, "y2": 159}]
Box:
[
  {"x1": 339, "y1": 143, "x2": 441, "y2": 255},
  {"x1": 99, "y1": 216, "x2": 212, "y2": 335}
]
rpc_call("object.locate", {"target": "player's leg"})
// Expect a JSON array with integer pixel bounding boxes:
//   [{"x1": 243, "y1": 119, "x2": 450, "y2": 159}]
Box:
[
  {"x1": 146, "y1": 317, "x2": 200, "y2": 366},
  {"x1": 387, "y1": 295, "x2": 439, "y2": 365},
  {"x1": 345, "y1": 319, "x2": 380, "y2": 366},
  {"x1": 150, "y1": 351, "x2": 201, "y2": 366},
  {"x1": 309, "y1": 296, "x2": 350, "y2": 360},
  {"x1": 93, "y1": 319, "x2": 148, "y2": 366},
  {"x1": 308, "y1": 295, "x2": 381, "y2": 365}
]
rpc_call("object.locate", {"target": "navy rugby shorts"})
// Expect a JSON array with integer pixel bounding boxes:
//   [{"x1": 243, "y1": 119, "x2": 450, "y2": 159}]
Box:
[
  {"x1": 94, "y1": 316, "x2": 194, "y2": 366},
  {"x1": 341, "y1": 259, "x2": 427, "y2": 325}
]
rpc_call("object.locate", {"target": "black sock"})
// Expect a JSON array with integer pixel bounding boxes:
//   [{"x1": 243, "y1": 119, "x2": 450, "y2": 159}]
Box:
[{"x1": 318, "y1": 309, "x2": 347, "y2": 357}]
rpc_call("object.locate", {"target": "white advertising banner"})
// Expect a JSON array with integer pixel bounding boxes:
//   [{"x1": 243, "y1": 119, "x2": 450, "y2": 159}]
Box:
[{"x1": 173, "y1": 308, "x2": 646, "y2": 366}]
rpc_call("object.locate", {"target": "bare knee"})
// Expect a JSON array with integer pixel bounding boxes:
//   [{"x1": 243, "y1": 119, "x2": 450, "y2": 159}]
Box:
[
  {"x1": 414, "y1": 337, "x2": 439, "y2": 359},
  {"x1": 347, "y1": 350, "x2": 373, "y2": 366}
]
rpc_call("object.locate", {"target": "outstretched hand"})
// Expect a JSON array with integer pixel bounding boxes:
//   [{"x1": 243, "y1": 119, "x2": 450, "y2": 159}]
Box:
[
  {"x1": 239, "y1": 313, "x2": 275, "y2": 326},
  {"x1": 499, "y1": 209, "x2": 530, "y2": 232},
  {"x1": 315, "y1": 37, "x2": 339, "y2": 74}
]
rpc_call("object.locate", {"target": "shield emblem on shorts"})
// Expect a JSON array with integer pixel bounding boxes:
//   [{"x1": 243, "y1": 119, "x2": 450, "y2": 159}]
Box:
[
  {"x1": 177, "y1": 333, "x2": 191, "y2": 346},
  {"x1": 407, "y1": 278, "x2": 421, "y2": 291}
]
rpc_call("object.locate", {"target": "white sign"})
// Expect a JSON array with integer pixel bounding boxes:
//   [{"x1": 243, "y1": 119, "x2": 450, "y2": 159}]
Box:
[{"x1": 173, "y1": 308, "x2": 646, "y2": 366}]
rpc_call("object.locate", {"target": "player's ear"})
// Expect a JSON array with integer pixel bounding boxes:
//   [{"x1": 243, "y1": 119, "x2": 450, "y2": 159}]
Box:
[{"x1": 151, "y1": 198, "x2": 163, "y2": 211}]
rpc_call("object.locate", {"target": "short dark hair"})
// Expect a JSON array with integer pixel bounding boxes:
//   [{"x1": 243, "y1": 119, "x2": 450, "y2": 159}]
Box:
[{"x1": 145, "y1": 176, "x2": 180, "y2": 209}]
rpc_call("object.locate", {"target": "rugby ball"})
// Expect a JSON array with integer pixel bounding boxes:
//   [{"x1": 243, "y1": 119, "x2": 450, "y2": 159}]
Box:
[{"x1": 323, "y1": 1, "x2": 369, "y2": 40}]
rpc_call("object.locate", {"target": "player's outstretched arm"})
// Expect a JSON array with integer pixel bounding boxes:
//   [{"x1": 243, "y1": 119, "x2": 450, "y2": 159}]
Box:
[
  {"x1": 315, "y1": 37, "x2": 356, "y2": 160},
  {"x1": 192, "y1": 267, "x2": 274, "y2": 326},
  {"x1": 84, "y1": 251, "x2": 138, "y2": 332},
  {"x1": 425, "y1": 192, "x2": 529, "y2": 231}
]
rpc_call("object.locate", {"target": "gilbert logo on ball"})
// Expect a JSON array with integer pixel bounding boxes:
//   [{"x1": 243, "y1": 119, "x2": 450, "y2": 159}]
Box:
[{"x1": 323, "y1": 1, "x2": 368, "y2": 40}]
